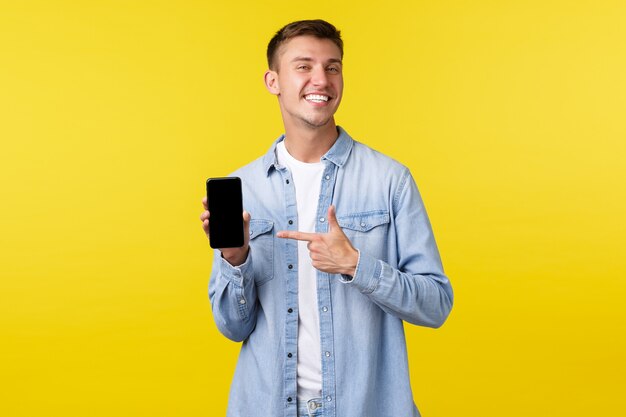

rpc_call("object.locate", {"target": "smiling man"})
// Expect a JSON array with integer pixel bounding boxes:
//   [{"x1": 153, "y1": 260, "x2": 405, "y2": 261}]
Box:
[{"x1": 200, "y1": 19, "x2": 453, "y2": 417}]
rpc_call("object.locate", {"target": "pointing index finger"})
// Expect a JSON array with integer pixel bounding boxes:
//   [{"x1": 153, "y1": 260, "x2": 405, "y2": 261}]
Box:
[{"x1": 277, "y1": 230, "x2": 317, "y2": 241}]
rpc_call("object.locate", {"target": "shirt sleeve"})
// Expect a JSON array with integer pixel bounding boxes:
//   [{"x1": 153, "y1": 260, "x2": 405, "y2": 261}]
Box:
[
  {"x1": 208, "y1": 247, "x2": 259, "y2": 341},
  {"x1": 339, "y1": 168, "x2": 454, "y2": 328}
]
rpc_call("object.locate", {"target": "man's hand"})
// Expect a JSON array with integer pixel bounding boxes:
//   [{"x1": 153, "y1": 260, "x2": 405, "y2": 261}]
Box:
[
  {"x1": 277, "y1": 205, "x2": 358, "y2": 277},
  {"x1": 200, "y1": 196, "x2": 250, "y2": 266}
]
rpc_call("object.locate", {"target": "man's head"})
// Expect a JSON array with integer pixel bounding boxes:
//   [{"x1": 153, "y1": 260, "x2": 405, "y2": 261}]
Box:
[
  {"x1": 267, "y1": 19, "x2": 343, "y2": 72},
  {"x1": 264, "y1": 20, "x2": 344, "y2": 132}
]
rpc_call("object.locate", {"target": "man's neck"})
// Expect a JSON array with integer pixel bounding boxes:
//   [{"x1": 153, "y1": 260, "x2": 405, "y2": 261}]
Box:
[{"x1": 282, "y1": 122, "x2": 339, "y2": 163}]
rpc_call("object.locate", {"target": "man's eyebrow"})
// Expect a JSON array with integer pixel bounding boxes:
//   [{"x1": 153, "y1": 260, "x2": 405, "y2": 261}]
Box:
[{"x1": 290, "y1": 56, "x2": 343, "y2": 65}]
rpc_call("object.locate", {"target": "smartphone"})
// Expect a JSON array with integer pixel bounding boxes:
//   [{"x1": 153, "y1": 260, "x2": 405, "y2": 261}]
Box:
[{"x1": 206, "y1": 177, "x2": 244, "y2": 249}]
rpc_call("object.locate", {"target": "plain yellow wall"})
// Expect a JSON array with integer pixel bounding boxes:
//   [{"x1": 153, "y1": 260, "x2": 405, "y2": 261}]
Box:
[{"x1": 1, "y1": 1, "x2": 625, "y2": 416}]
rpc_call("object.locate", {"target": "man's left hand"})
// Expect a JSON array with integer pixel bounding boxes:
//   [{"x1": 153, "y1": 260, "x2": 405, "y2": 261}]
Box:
[{"x1": 277, "y1": 205, "x2": 358, "y2": 277}]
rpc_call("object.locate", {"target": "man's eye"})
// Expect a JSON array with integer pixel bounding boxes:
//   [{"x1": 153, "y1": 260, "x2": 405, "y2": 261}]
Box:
[
  {"x1": 327, "y1": 67, "x2": 340, "y2": 73},
  {"x1": 297, "y1": 65, "x2": 309, "y2": 70}
]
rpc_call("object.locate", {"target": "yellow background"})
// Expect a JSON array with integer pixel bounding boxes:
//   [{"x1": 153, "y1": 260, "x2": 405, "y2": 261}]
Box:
[{"x1": 1, "y1": 1, "x2": 625, "y2": 415}]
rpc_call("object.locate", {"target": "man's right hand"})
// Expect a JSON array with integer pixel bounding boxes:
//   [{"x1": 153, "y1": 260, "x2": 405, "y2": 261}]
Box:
[{"x1": 201, "y1": 196, "x2": 251, "y2": 266}]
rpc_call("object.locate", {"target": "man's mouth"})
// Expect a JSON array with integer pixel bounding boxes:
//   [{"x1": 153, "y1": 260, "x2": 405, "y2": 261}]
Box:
[{"x1": 304, "y1": 94, "x2": 330, "y2": 103}]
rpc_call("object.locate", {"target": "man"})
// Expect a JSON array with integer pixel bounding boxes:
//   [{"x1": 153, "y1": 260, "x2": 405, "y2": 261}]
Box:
[{"x1": 200, "y1": 19, "x2": 453, "y2": 417}]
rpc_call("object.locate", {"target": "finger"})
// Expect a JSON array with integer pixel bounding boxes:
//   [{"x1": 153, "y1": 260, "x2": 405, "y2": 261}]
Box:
[
  {"x1": 202, "y1": 196, "x2": 207, "y2": 210},
  {"x1": 276, "y1": 230, "x2": 317, "y2": 241},
  {"x1": 242, "y1": 211, "x2": 251, "y2": 244},
  {"x1": 200, "y1": 210, "x2": 210, "y2": 221},
  {"x1": 327, "y1": 205, "x2": 340, "y2": 232}
]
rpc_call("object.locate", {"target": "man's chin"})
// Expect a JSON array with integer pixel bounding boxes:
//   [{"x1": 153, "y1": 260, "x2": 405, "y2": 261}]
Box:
[{"x1": 301, "y1": 116, "x2": 334, "y2": 129}]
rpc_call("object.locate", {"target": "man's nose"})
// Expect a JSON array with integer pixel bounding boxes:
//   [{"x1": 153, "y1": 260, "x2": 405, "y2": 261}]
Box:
[{"x1": 310, "y1": 66, "x2": 329, "y2": 87}]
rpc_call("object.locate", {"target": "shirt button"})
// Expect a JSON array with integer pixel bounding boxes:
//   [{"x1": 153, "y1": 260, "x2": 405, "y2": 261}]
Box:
[
  {"x1": 287, "y1": 397, "x2": 293, "y2": 402},
  {"x1": 319, "y1": 217, "x2": 325, "y2": 222},
  {"x1": 239, "y1": 298, "x2": 246, "y2": 305},
  {"x1": 288, "y1": 264, "x2": 293, "y2": 270},
  {"x1": 288, "y1": 220, "x2": 293, "y2": 225},
  {"x1": 286, "y1": 179, "x2": 290, "y2": 184},
  {"x1": 325, "y1": 175, "x2": 330, "y2": 180},
  {"x1": 325, "y1": 351, "x2": 331, "y2": 357},
  {"x1": 360, "y1": 222, "x2": 366, "y2": 227},
  {"x1": 287, "y1": 352, "x2": 292, "y2": 358},
  {"x1": 322, "y1": 306, "x2": 328, "y2": 312},
  {"x1": 288, "y1": 308, "x2": 293, "y2": 313},
  {"x1": 326, "y1": 396, "x2": 332, "y2": 402}
]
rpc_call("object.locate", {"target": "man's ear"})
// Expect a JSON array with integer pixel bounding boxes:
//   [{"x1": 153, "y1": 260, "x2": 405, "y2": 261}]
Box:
[{"x1": 264, "y1": 70, "x2": 279, "y2": 95}]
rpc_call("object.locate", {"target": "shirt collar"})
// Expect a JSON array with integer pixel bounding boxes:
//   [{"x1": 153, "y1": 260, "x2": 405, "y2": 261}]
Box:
[{"x1": 262, "y1": 126, "x2": 354, "y2": 175}]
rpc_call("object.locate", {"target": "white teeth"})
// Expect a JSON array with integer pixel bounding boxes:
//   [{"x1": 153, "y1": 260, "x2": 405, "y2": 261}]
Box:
[{"x1": 305, "y1": 94, "x2": 329, "y2": 102}]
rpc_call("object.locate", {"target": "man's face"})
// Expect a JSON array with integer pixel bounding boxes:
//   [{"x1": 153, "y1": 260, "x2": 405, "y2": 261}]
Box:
[{"x1": 266, "y1": 36, "x2": 343, "y2": 130}]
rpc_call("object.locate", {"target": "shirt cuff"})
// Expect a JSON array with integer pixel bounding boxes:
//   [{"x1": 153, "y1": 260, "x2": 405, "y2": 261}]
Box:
[
  {"x1": 339, "y1": 250, "x2": 382, "y2": 294},
  {"x1": 219, "y1": 248, "x2": 252, "y2": 287}
]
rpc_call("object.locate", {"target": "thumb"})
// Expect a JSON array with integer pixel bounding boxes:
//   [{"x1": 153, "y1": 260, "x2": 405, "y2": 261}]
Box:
[
  {"x1": 327, "y1": 205, "x2": 340, "y2": 232},
  {"x1": 243, "y1": 210, "x2": 251, "y2": 244}
]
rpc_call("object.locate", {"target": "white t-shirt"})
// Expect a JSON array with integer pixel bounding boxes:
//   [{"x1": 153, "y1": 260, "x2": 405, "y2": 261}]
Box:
[{"x1": 276, "y1": 141, "x2": 324, "y2": 400}]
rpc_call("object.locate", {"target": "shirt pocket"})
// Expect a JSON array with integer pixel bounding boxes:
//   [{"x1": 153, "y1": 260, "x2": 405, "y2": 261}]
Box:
[
  {"x1": 337, "y1": 210, "x2": 390, "y2": 258},
  {"x1": 249, "y1": 219, "x2": 274, "y2": 286}
]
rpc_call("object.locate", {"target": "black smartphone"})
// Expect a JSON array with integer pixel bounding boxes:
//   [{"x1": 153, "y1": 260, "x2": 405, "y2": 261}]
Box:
[{"x1": 206, "y1": 177, "x2": 244, "y2": 249}]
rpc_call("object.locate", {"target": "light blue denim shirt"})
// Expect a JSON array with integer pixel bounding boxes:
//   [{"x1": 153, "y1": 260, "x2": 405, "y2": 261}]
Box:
[{"x1": 209, "y1": 127, "x2": 453, "y2": 417}]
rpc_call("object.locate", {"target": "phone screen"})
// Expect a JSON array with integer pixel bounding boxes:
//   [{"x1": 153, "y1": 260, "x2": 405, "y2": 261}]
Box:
[{"x1": 206, "y1": 177, "x2": 244, "y2": 248}]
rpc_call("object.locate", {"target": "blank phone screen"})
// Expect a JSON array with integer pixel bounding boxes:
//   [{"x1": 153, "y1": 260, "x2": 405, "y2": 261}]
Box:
[{"x1": 207, "y1": 177, "x2": 244, "y2": 248}]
